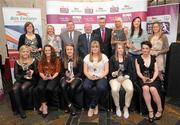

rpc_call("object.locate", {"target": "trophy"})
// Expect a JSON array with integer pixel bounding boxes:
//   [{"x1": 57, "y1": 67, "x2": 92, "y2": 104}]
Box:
[
  {"x1": 44, "y1": 66, "x2": 51, "y2": 79},
  {"x1": 22, "y1": 63, "x2": 32, "y2": 79},
  {"x1": 117, "y1": 64, "x2": 125, "y2": 82},
  {"x1": 66, "y1": 59, "x2": 74, "y2": 81},
  {"x1": 143, "y1": 70, "x2": 151, "y2": 83}
]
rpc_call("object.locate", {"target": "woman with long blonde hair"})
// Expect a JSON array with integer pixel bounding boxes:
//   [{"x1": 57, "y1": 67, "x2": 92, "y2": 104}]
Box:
[
  {"x1": 13, "y1": 45, "x2": 38, "y2": 119},
  {"x1": 83, "y1": 41, "x2": 109, "y2": 117},
  {"x1": 109, "y1": 43, "x2": 133, "y2": 118},
  {"x1": 47, "y1": 25, "x2": 62, "y2": 57},
  {"x1": 149, "y1": 21, "x2": 169, "y2": 80}
]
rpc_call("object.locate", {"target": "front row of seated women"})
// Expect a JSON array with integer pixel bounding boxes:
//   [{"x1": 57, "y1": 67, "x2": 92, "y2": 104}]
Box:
[{"x1": 13, "y1": 41, "x2": 163, "y2": 122}]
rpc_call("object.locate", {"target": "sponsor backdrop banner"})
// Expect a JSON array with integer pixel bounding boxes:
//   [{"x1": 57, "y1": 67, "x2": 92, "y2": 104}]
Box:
[
  {"x1": 2, "y1": 7, "x2": 42, "y2": 83},
  {"x1": 2, "y1": 7, "x2": 42, "y2": 50},
  {"x1": 46, "y1": 0, "x2": 148, "y2": 34},
  {"x1": 147, "y1": 3, "x2": 179, "y2": 44}
]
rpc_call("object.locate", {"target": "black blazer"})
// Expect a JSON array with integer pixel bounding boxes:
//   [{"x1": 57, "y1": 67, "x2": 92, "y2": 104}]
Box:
[
  {"x1": 78, "y1": 33, "x2": 97, "y2": 58},
  {"x1": 93, "y1": 27, "x2": 112, "y2": 58},
  {"x1": 18, "y1": 34, "x2": 42, "y2": 50},
  {"x1": 109, "y1": 55, "x2": 132, "y2": 80},
  {"x1": 60, "y1": 57, "x2": 83, "y2": 79}
]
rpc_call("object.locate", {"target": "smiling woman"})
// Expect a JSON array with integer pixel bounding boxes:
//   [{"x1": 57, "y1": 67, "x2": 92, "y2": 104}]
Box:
[
  {"x1": 59, "y1": 42, "x2": 83, "y2": 116},
  {"x1": 37, "y1": 44, "x2": 61, "y2": 118}
]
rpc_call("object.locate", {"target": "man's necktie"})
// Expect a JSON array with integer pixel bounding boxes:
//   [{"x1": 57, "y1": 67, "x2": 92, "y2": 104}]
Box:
[
  {"x1": 70, "y1": 32, "x2": 73, "y2": 41},
  {"x1": 101, "y1": 29, "x2": 105, "y2": 42},
  {"x1": 87, "y1": 34, "x2": 90, "y2": 51}
]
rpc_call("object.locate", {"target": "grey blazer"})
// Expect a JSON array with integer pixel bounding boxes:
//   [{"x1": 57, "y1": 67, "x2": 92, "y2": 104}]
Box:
[{"x1": 60, "y1": 30, "x2": 81, "y2": 54}]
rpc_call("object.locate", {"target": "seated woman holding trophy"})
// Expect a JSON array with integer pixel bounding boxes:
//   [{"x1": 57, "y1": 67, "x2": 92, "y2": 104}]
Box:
[
  {"x1": 13, "y1": 45, "x2": 38, "y2": 119},
  {"x1": 135, "y1": 41, "x2": 163, "y2": 122},
  {"x1": 83, "y1": 40, "x2": 109, "y2": 117},
  {"x1": 109, "y1": 43, "x2": 133, "y2": 119},
  {"x1": 37, "y1": 44, "x2": 61, "y2": 118},
  {"x1": 60, "y1": 43, "x2": 83, "y2": 116}
]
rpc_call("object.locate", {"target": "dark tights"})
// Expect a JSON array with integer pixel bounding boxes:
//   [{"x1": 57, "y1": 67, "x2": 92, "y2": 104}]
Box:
[{"x1": 13, "y1": 81, "x2": 31, "y2": 114}]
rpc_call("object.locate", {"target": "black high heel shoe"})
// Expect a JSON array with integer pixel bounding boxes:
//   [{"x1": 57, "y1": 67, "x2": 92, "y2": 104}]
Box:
[
  {"x1": 154, "y1": 110, "x2": 163, "y2": 120},
  {"x1": 42, "y1": 113, "x2": 48, "y2": 118},
  {"x1": 42, "y1": 105, "x2": 48, "y2": 118},
  {"x1": 20, "y1": 113, "x2": 27, "y2": 119},
  {"x1": 148, "y1": 111, "x2": 154, "y2": 122},
  {"x1": 19, "y1": 109, "x2": 26, "y2": 119},
  {"x1": 69, "y1": 104, "x2": 76, "y2": 116}
]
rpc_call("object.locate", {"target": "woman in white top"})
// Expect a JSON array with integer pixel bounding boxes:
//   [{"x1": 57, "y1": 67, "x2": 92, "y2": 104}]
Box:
[
  {"x1": 83, "y1": 40, "x2": 109, "y2": 117},
  {"x1": 47, "y1": 25, "x2": 62, "y2": 57}
]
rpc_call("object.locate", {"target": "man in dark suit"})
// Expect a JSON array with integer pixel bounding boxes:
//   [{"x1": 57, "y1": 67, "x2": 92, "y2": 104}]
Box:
[
  {"x1": 60, "y1": 20, "x2": 81, "y2": 55},
  {"x1": 78, "y1": 23, "x2": 96, "y2": 58},
  {"x1": 93, "y1": 17, "x2": 112, "y2": 58}
]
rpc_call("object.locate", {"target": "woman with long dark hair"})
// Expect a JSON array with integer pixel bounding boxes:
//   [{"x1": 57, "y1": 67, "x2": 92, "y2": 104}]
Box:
[
  {"x1": 128, "y1": 17, "x2": 148, "y2": 58},
  {"x1": 37, "y1": 44, "x2": 61, "y2": 118},
  {"x1": 60, "y1": 43, "x2": 83, "y2": 116}
]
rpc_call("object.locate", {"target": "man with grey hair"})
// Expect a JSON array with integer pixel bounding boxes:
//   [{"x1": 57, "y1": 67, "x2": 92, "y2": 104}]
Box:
[{"x1": 78, "y1": 23, "x2": 97, "y2": 58}]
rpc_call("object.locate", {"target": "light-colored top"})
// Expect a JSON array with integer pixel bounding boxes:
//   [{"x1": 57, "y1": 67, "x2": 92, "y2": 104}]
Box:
[
  {"x1": 128, "y1": 29, "x2": 148, "y2": 55},
  {"x1": 83, "y1": 54, "x2": 109, "y2": 77},
  {"x1": 48, "y1": 35, "x2": 62, "y2": 56},
  {"x1": 149, "y1": 34, "x2": 169, "y2": 71}
]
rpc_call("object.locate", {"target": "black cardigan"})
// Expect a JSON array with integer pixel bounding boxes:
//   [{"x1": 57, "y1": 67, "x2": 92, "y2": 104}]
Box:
[
  {"x1": 109, "y1": 55, "x2": 132, "y2": 80},
  {"x1": 18, "y1": 34, "x2": 42, "y2": 50}
]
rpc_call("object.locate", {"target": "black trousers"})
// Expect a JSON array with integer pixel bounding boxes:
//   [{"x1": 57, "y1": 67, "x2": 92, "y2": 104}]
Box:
[
  {"x1": 37, "y1": 77, "x2": 59, "y2": 103},
  {"x1": 60, "y1": 77, "x2": 82, "y2": 106}
]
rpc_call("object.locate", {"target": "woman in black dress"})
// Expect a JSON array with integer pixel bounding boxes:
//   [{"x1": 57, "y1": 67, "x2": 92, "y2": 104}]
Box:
[{"x1": 135, "y1": 41, "x2": 163, "y2": 122}]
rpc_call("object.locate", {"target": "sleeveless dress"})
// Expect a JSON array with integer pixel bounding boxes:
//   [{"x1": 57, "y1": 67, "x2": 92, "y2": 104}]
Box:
[{"x1": 137, "y1": 55, "x2": 160, "y2": 89}]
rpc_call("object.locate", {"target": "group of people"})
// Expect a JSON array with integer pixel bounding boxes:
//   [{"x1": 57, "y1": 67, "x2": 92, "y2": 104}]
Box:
[{"x1": 12, "y1": 16, "x2": 169, "y2": 123}]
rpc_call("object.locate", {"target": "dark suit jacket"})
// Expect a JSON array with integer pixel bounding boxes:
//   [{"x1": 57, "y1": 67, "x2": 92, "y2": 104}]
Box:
[
  {"x1": 93, "y1": 27, "x2": 112, "y2": 58},
  {"x1": 78, "y1": 33, "x2": 97, "y2": 58}
]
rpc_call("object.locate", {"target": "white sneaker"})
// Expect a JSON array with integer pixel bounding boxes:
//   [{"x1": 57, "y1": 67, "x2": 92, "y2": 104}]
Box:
[
  {"x1": 123, "y1": 107, "x2": 129, "y2": 119},
  {"x1": 94, "y1": 105, "x2": 98, "y2": 115},
  {"x1": 88, "y1": 108, "x2": 94, "y2": 117},
  {"x1": 116, "y1": 108, "x2": 122, "y2": 117}
]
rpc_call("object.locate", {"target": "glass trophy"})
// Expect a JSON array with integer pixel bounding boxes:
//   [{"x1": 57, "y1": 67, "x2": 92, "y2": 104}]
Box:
[
  {"x1": 66, "y1": 60, "x2": 74, "y2": 81},
  {"x1": 22, "y1": 63, "x2": 32, "y2": 79},
  {"x1": 118, "y1": 63, "x2": 124, "y2": 76},
  {"x1": 44, "y1": 66, "x2": 51, "y2": 79}
]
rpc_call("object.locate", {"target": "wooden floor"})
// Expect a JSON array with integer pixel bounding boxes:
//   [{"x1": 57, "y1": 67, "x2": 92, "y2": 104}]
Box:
[{"x1": 0, "y1": 96, "x2": 180, "y2": 125}]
